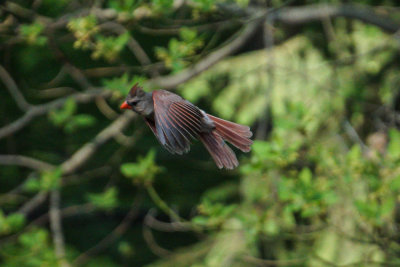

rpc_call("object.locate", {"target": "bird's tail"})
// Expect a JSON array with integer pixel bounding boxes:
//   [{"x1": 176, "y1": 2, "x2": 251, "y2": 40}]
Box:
[{"x1": 199, "y1": 114, "x2": 253, "y2": 169}]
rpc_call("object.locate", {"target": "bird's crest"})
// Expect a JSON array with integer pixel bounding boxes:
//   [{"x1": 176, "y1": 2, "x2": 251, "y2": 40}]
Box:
[{"x1": 128, "y1": 83, "x2": 143, "y2": 97}]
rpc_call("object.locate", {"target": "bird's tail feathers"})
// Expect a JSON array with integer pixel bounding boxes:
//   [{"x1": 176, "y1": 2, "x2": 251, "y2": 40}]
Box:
[
  {"x1": 199, "y1": 131, "x2": 238, "y2": 169},
  {"x1": 207, "y1": 114, "x2": 253, "y2": 152}
]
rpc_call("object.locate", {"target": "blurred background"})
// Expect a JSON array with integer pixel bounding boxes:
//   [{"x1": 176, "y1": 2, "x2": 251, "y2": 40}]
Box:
[{"x1": 1, "y1": 0, "x2": 400, "y2": 266}]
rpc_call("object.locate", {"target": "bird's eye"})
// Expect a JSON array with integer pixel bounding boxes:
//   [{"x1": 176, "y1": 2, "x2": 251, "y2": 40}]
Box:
[{"x1": 129, "y1": 100, "x2": 139, "y2": 106}]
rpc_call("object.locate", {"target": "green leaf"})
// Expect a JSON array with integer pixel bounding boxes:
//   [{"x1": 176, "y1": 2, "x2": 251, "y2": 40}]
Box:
[
  {"x1": 87, "y1": 187, "x2": 119, "y2": 211},
  {"x1": 388, "y1": 129, "x2": 400, "y2": 160},
  {"x1": 64, "y1": 114, "x2": 96, "y2": 133},
  {"x1": 103, "y1": 74, "x2": 146, "y2": 97},
  {"x1": 180, "y1": 28, "x2": 197, "y2": 42},
  {"x1": 347, "y1": 144, "x2": 362, "y2": 162},
  {"x1": 120, "y1": 149, "x2": 162, "y2": 185},
  {"x1": 92, "y1": 32, "x2": 130, "y2": 62},
  {"x1": 263, "y1": 220, "x2": 279, "y2": 235},
  {"x1": 40, "y1": 168, "x2": 62, "y2": 191},
  {"x1": 24, "y1": 177, "x2": 41, "y2": 192},
  {"x1": 20, "y1": 22, "x2": 47, "y2": 46},
  {"x1": 299, "y1": 168, "x2": 312, "y2": 186},
  {"x1": 389, "y1": 176, "x2": 400, "y2": 191},
  {"x1": 0, "y1": 211, "x2": 25, "y2": 235},
  {"x1": 118, "y1": 241, "x2": 134, "y2": 257},
  {"x1": 48, "y1": 98, "x2": 76, "y2": 126},
  {"x1": 191, "y1": 216, "x2": 209, "y2": 226},
  {"x1": 67, "y1": 15, "x2": 98, "y2": 50}
]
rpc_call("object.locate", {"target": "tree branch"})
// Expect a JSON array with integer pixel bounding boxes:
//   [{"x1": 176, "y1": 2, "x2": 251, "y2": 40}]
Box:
[
  {"x1": 0, "y1": 154, "x2": 54, "y2": 170},
  {"x1": 49, "y1": 189, "x2": 70, "y2": 267},
  {"x1": 0, "y1": 64, "x2": 31, "y2": 111},
  {"x1": 0, "y1": 89, "x2": 111, "y2": 140},
  {"x1": 60, "y1": 112, "x2": 136, "y2": 175},
  {"x1": 272, "y1": 4, "x2": 399, "y2": 33},
  {"x1": 147, "y1": 12, "x2": 265, "y2": 89}
]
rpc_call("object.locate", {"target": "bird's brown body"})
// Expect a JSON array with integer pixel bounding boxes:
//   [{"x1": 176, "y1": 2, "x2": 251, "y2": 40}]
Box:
[{"x1": 120, "y1": 84, "x2": 252, "y2": 169}]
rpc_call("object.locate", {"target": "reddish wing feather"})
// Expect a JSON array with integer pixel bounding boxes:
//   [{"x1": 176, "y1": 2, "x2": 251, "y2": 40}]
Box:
[{"x1": 152, "y1": 90, "x2": 203, "y2": 154}]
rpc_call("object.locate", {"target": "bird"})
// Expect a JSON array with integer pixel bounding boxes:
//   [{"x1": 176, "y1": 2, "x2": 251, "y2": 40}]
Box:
[{"x1": 120, "y1": 83, "x2": 253, "y2": 169}]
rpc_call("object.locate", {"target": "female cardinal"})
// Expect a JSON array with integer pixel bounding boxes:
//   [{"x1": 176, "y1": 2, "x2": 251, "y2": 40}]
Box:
[{"x1": 120, "y1": 84, "x2": 252, "y2": 169}]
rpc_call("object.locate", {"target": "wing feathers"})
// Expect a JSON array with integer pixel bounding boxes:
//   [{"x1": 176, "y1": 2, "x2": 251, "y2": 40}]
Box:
[{"x1": 153, "y1": 91, "x2": 202, "y2": 155}]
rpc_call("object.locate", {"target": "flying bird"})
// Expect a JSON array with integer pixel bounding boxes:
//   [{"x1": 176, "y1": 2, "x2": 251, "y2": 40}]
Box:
[{"x1": 120, "y1": 84, "x2": 252, "y2": 169}]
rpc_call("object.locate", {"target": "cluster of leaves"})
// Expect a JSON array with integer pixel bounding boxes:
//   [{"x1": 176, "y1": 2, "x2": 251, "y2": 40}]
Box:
[
  {"x1": 19, "y1": 22, "x2": 47, "y2": 46},
  {"x1": 120, "y1": 149, "x2": 163, "y2": 186},
  {"x1": 156, "y1": 28, "x2": 204, "y2": 73},
  {"x1": 67, "y1": 15, "x2": 130, "y2": 62},
  {"x1": 48, "y1": 98, "x2": 96, "y2": 133},
  {"x1": 24, "y1": 168, "x2": 63, "y2": 193},
  {"x1": 87, "y1": 187, "x2": 119, "y2": 211},
  {"x1": 67, "y1": 15, "x2": 99, "y2": 50},
  {"x1": 102, "y1": 73, "x2": 147, "y2": 98},
  {"x1": 1, "y1": 229, "x2": 58, "y2": 266},
  {"x1": 0, "y1": 211, "x2": 25, "y2": 236}
]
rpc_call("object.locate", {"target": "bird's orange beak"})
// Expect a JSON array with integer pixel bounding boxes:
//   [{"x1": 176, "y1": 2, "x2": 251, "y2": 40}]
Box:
[{"x1": 120, "y1": 101, "x2": 131, "y2": 110}]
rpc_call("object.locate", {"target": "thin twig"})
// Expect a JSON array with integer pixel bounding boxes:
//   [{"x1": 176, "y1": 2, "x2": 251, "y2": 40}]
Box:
[
  {"x1": 0, "y1": 64, "x2": 31, "y2": 111},
  {"x1": 49, "y1": 189, "x2": 70, "y2": 267},
  {"x1": 0, "y1": 154, "x2": 54, "y2": 170},
  {"x1": 145, "y1": 185, "x2": 183, "y2": 223},
  {"x1": 144, "y1": 211, "x2": 193, "y2": 232},
  {"x1": 143, "y1": 211, "x2": 171, "y2": 258},
  {"x1": 73, "y1": 195, "x2": 142, "y2": 266},
  {"x1": 17, "y1": 191, "x2": 48, "y2": 216},
  {"x1": 271, "y1": 4, "x2": 400, "y2": 33}
]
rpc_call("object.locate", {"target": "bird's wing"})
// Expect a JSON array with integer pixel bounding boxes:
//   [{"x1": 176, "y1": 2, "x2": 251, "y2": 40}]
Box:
[{"x1": 152, "y1": 90, "x2": 203, "y2": 155}]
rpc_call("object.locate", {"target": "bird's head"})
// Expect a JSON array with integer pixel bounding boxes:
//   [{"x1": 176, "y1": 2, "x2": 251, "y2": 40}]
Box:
[
  {"x1": 120, "y1": 83, "x2": 146, "y2": 110},
  {"x1": 120, "y1": 83, "x2": 154, "y2": 116}
]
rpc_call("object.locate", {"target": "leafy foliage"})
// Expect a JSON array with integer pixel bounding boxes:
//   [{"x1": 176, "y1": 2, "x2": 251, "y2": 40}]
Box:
[
  {"x1": 24, "y1": 168, "x2": 63, "y2": 192},
  {"x1": 0, "y1": 212, "x2": 25, "y2": 236},
  {"x1": 87, "y1": 187, "x2": 119, "y2": 211},
  {"x1": 19, "y1": 22, "x2": 47, "y2": 46},
  {"x1": 103, "y1": 73, "x2": 147, "y2": 97},
  {"x1": 48, "y1": 98, "x2": 96, "y2": 133},
  {"x1": 1, "y1": 229, "x2": 59, "y2": 267},
  {"x1": 120, "y1": 149, "x2": 162, "y2": 185},
  {"x1": 156, "y1": 28, "x2": 204, "y2": 73}
]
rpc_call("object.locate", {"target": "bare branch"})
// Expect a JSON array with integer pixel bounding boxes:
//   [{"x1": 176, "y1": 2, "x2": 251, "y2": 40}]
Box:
[
  {"x1": 17, "y1": 191, "x2": 48, "y2": 216},
  {"x1": 64, "y1": 63, "x2": 92, "y2": 89},
  {"x1": 143, "y1": 213, "x2": 171, "y2": 258},
  {"x1": 272, "y1": 4, "x2": 400, "y2": 33},
  {"x1": 0, "y1": 154, "x2": 54, "y2": 170},
  {"x1": 144, "y1": 209, "x2": 193, "y2": 232},
  {"x1": 0, "y1": 64, "x2": 31, "y2": 111},
  {"x1": 61, "y1": 112, "x2": 136, "y2": 175},
  {"x1": 29, "y1": 203, "x2": 95, "y2": 227},
  {"x1": 0, "y1": 89, "x2": 111, "y2": 140},
  {"x1": 49, "y1": 189, "x2": 70, "y2": 267}
]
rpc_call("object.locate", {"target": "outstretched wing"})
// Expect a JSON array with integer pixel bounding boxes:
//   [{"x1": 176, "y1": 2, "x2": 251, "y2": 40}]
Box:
[{"x1": 152, "y1": 90, "x2": 204, "y2": 155}]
